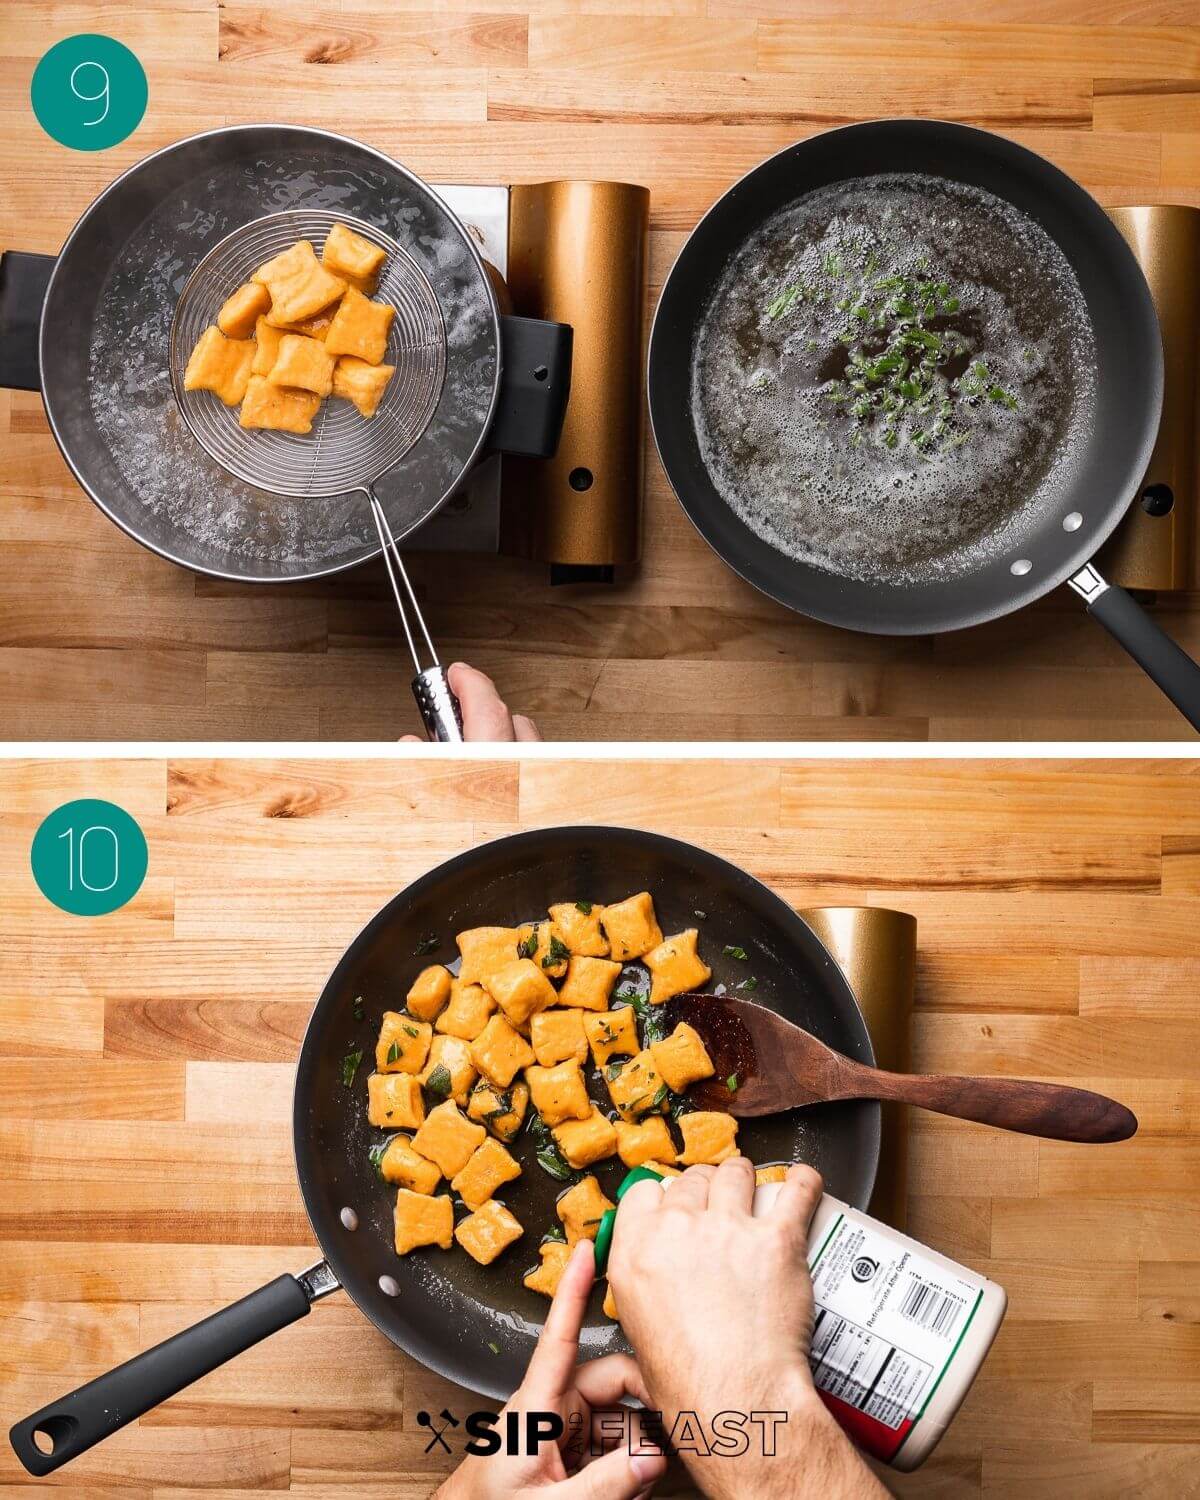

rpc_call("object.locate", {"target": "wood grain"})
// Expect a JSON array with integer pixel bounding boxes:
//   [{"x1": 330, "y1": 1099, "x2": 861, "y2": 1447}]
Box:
[
  {"x1": 0, "y1": 756, "x2": 1197, "y2": 1495},
  {"x1": 2, "y1": 4, "x2": 1200, "y2": 739}
]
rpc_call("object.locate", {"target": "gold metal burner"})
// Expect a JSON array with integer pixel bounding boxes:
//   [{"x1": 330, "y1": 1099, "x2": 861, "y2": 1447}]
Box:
[{"x1": 800, "y1": 906, "x2": 917, "y2": 1231}]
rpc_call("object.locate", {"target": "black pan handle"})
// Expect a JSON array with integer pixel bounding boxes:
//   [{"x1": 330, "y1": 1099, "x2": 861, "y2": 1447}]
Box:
[
  {"x1": 0, "y1": 250, "x2": 55, "y2": 393},
  {"x1": 488, "y1": 314, "x2": 573, "y2": 458},
  {"x1": 9, "y1": 1265, "x2": 333, "y2": 1475},
  {"x1": 1072, "y1": 565, "x2": 1200, "y2": 733}
]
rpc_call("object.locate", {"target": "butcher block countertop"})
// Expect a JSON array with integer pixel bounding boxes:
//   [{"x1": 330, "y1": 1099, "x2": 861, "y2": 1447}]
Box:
[
  {"x1": 3, "y1": 3, "x2": 1200, "y2": 741},
  {"x1": 2, "y1": 756, "x2": 1200, "y2": 1497}
]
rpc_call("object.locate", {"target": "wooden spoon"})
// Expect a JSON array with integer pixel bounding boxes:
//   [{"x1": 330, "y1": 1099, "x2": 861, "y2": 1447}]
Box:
[{"x1": 663, "y1": 993, "x2": 1137, "y2": 1144}]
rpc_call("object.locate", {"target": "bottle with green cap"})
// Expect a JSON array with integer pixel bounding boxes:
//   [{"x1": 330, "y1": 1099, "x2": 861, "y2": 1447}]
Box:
[{"x1": 594, "y1": 1165, "x2": 1006, "y2": 1473}]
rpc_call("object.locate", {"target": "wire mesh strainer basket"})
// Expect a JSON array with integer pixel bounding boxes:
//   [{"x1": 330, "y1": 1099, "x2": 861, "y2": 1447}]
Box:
[{"x1": 168, "y1": 209, "x2": 461, "y2": 739}]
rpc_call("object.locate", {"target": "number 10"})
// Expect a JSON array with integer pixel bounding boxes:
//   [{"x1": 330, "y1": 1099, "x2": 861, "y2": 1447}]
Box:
[{"x1": 57, "y1": 825, "x2": 119, "y2": 892}]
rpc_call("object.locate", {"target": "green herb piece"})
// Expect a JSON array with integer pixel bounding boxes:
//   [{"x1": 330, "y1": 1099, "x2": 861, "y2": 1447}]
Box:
[
  {"x1": 519, "y1": 931, "x2": 539, "y2": 960},
  {"x1": 575, "y1": 900, "x2": 593, "y2": 914},
  {"x1": 543, "y1": 935, "x2": 571, "y2": 969},
  {"x1": 369, "y1": 1140, "x2": 390, "y2": 1177},
  {"x1": 386, "y1": 1041, "x2": 402, "y2": 1065},
  {"x1": 736, "y1": 976, "x2": 758, "y2": 991},
  {"x1": 528, "y1": 1114, "x2": 575, "y2": 1181},
  {"x1": 402, "y1": 1024, "x2": 419, "y2": 1038},
  {"x1": 668, "y1": 1090, "x2": 696, "y2": 1121},
  {"x1": 414, "y1": 934, "x2": 439, "y2": 957},
  {"x1": 605, "y1": 1059, "x2": 626, "y2": 1081},
  {"x1": 766, "y1": 286, "x2": 801, "y2": 319},
  {"x1": 487, "y1": 1341, "x2": 500, "y2": 1354},
  {"x1": 726, "y1": 1073, "x2": 740, "y2": 1093},
  {"x1": 352, "y1": 997, "x2": 364, "y2": 1022},
  {"x1": 341, "y1": 1049, "x2": 363, "y2": 1088},
  {"x1": 424, "y1": 1063, "x2": 453, "y2": 1100},
  {"x1": 724, "y1": 944, "x2": 749, "y2": 961},
  {"x1": 543, "y1": 1223, "x2": 567, "y2": 1242}
]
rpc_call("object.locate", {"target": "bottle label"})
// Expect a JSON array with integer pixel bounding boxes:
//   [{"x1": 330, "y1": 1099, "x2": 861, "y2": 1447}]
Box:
[{"x1": 806, "y1": 1213, "x2": 985, "y2": 1463}]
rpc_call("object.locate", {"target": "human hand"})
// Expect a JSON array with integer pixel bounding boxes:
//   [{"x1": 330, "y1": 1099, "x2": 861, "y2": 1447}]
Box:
[
  {"x1": 436, "y1": 1239, "x2": 667, "y2": 1500},
  {"x1": 609, "y1": 1158, "x2": 887, "y2": 1500},
  {"x1": 403, "y1": 662, "x2": 542, "y2": 743}
]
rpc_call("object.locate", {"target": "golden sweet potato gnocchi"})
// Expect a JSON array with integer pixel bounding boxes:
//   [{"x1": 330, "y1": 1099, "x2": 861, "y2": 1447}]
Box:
[
  {"x1": 360, "y1": 886, "x2": 789, "y2": 1298},
  {"x1": 182, "y1": 223, "x2": 396, "y2": 431}
]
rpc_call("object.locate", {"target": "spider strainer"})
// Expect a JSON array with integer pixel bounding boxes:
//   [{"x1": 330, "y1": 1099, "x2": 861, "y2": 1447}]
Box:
[{"x1": 169, "y1": 209, "x2": 462, "y2": 740}]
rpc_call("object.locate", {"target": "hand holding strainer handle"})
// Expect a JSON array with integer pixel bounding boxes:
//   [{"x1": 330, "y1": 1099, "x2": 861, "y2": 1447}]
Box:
[{"x1": 368, "y1": 494, "x2": 464, "y2": 742}]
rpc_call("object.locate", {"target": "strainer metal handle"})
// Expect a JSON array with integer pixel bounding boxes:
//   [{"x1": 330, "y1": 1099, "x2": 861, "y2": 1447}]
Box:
[{"x1": 368, "y1": 493, "x2": 464, "y2": 742}]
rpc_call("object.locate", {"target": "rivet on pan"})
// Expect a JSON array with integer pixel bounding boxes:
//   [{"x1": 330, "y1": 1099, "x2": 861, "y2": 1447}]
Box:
[
  {"x1": 379, "y1": 1275, "x2": 401, "y2": 1297},
  {"x1": 340, "y1": 1207, "x2": 359, "y2": 1231},
  {"x1": 1063, "y1": 512, "x2": 1083, "y2": 532},
  {"x1": 1010, "y1": 558, "x2": 1032, "y2": 576}
]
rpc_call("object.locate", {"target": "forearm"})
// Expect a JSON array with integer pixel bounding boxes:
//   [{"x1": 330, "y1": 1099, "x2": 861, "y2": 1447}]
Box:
[{"x1": 672, "y1": 1376, "x2": 890, "y2": 1500}]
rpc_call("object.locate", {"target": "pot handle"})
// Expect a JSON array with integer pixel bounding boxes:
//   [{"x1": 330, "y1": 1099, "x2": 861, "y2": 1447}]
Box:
[
  {"x1": 0, "y1": 251, "x2": 54, "y2": 393},
  {"x1": 488, "y1": 314, "x2": 573, "y2": 458},
  {"x1": 9, "y1": 1261, "x2": 337, "y2": 1476},
  {"x1": 1071, "y1": 564, "x2": 1200, "y2": 732}
]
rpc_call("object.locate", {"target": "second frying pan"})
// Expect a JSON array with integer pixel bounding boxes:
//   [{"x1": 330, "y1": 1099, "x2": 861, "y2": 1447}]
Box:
[
  {"x1": 10, "y1": 825, "x2": 878, "y2": 1476},
  {"x1": 649, "y1": 120, "x2": 1200, "y2": 731}
]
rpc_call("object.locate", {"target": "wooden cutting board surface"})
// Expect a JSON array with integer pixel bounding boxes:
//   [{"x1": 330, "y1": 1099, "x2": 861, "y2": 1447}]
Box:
[
  {"x1": 2, "y1": 2, "x2": 1200, "y2": 740},
  {"x1": 1, "y1": 755, "x2": 1198, "y2": 1496}
]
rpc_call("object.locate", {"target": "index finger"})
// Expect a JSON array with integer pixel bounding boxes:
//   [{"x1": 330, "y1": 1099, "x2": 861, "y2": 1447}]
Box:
[
  {"x1": 448, "y1": 662, "x2": 516, "y2": 742},
  {"x1": 521, "y1": 1239, "x2": 595, "y2": 1402}
]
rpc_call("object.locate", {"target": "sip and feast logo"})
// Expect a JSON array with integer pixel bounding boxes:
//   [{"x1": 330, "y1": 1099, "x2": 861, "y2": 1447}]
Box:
[{"x1": 416, "y1": 1407, "x2": 789, "y2": 1460}]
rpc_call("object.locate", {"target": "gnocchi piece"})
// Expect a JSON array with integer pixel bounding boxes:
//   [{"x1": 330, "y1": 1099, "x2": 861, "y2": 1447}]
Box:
[
  {"x1": 583, "y1": 1007, "x2": 639, "y2": 1067},
  {"x1": 614, "y1": 1115, "x2": 677, "y2": 1169},
  {"x1": 603, "y1": 1282, "x2": 619, "y2": 1321},
  {"x1": 420, "y1": 1034, "x2": 477, "y2": 1106},
  {"x1": 332, "y1": 356, "x2": 395, "y2": 418},
  {"x1": 605, "y1": 1049, "x2": 667, "y2": 1122},
  {"x1": 367, "y1": 1071, "x2": 424, "y2": 1130},
  {"x1": 238, "y1": 375, "x2": 322, "y2": 434},
  {"x1": 217, "y1": 281, "x2": 271, "y2": 340},
  {"x1": 375, "y1": 1011, "x2": 433, "y2": 1075},
  {"x1": 183, "y1": 326, "x2": 256, "y2": 406},
  {"x1": 455, "y1": 1198, "x2": 524, "y2": 1266},
  {"x1": 411, "y1": 1099, "x2": 486, "y2": 1177},
  {"x1": 644, "y1": 929, "x2": 713, "y2": 1006},
  {"x1": 451, "y1": 1136, "x2": 522, "y2": 1210},
  {"x1": 600, "y1": 892, "x2": 663, "y2": 963},
  {"x1": 470, "y1": 1013, "x2": 535, "y2": 1089},
  {"x1": 322, "y1": 221, "x2": 386, "y2": 290},
  {"x1": 556, "y1": 1174, "x2": 614, "y2": 1246},
  {"x1": 467, "y1": 1079, "x2": 530, "y2": 1143},
  {"x1": 254, "y1": 239, "x2": 347, "y2": 327},
  {"x1": 642, "y1": 1159, "x2": 682, "y2": 1179},
  {"x1": 251, "y1": 316, "x2": 284, "y2": 376},
  {"x1": 436, "y1": 979, "x2": 495, "y2": 1042},
  {"x1": 517, "y1": 919, "x2": 569, "y2": 980},
  {"x1": 558, "y1": 956, "x2": 622, "y2": 1012},
  {"x1": 677, "y1": 1111, "x2": 739, "y2": 1166},
  {"x1": 553, "y1": 1106, "x2": 618, "y2": 1169},
  {"x1": 277, "y1": 306, "x2": 336, "y2": 341},
  {"x1": 650, "y1": 1022, "x2": 715, "y2": 1094},
  {"x1": 548, "y1": 901, "x2": 610, "y2": 958},
  {"x1": 484, "y1": 958, "x2": 558, "y2": 1028},
  {"x1": 394, "y1": 1188, "x2": 454, "y2": 1254},
  {"x1": 266, "y1": 332, "x2": 335, "y2": 397},
  {"x1": 406, "y1": 964, "x2": 453, "y2": 1023},
  {"x1": 756, "y1": 1164, "x2": 789, "y2": 1186},
  {"x1": 526, "y1": 1061, "x2": 591, "y2": 1127},
  {"x1": 325, "y1": 285, "x2": 395, "y2": 365},
  {"x1": 524, "y1": 1238, "x2": 572, "y2": 1299},
  {"x1": 530, "y1": 1008, "x2": 588, "y2": 1067},
  {"x1": 378, "y1": 1133, "x2": 441, "y2": 1195},
  {"x1": 456, "y1": 926, "x2": 522, "y2": 988}
]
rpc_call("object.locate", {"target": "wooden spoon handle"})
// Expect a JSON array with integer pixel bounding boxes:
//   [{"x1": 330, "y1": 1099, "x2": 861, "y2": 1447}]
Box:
[{"x1": 857, "y1": 1070, "x2": 1138, "y2": 1143}]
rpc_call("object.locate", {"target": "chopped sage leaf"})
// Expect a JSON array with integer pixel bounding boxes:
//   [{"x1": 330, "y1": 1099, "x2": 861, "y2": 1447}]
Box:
[
  {"x1": 414, "y1": 934, "x2": 439, "y2": 956},
  {"x1": 520, "y1": 931, "x2": 539, "y2": 960},
  {"x1": 341, "y1": 1049, "x2": 363, "y2": 1087},
  {"x1": 368, "y1": 1140, "x2": 389, "y2": 1177},
  {"x1": 724, "y1": 944, "x2": 749, "y2": 961},
  {"x1": 386, "y1": 1041, "x2": 402, "y2": 1065},
  {"x1": 543, "y1": 935, "x2": 571, "y2": 969},
  {"x1": 575, "y1": 900, "x2": 593, "y2": 914},
  {"x1": 726, "y1": 1073, "x2": 740, "y2": 1093},
  {"x1": 424, "y1": 1063, "x2": 453, "y2": 1099}
]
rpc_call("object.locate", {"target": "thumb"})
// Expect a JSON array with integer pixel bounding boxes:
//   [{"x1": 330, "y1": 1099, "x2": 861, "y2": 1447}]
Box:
[{"x1": 552, "y1": 1445, "x2": 667, "y2": 1500}]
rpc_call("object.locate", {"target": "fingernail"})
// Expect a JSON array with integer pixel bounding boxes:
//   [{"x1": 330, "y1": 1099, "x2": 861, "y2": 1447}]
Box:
[{"x1": 630, "y1": 1451, "x2": 666, "y2": 1482}]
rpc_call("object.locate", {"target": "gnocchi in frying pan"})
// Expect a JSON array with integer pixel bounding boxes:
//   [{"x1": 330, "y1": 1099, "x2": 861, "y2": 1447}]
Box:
[{"x1": 358, "y1": 890, "x2": 782, "y2": 1319}]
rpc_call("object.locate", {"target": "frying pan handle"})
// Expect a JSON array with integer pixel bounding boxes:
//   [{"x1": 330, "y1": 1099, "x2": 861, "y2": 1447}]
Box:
[
  {"x1": 489, "y1": 315, "x2": 573, "y2": 458},
  {"x1": 0, "y1": 251, "x2": 54, "y2": 393},
  {"x1": 9, "y1": 1267, "x2": 332, "y2": 1475},
  {"x1": 1073, "y1": 566, "x2": 1200, "y2": 732}
]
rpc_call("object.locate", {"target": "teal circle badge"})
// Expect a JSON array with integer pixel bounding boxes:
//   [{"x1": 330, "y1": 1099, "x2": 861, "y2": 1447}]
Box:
[
  {"x1": 31, "y1": 35, "x2": 148, "y2": 152},
  {"x1": 31, "y1": 799, "x2": 148, "y2": 916}
]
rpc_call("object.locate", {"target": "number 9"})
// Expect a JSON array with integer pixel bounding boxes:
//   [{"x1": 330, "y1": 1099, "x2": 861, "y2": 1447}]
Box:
[{"x1": 69, "y1": 60, "x2": 110, "y2": 126}]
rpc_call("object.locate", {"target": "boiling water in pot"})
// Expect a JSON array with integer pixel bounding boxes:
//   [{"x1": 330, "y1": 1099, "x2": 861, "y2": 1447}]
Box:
[{"x1": 691, "y1": 174, "x2": 1098, "y2": 584}]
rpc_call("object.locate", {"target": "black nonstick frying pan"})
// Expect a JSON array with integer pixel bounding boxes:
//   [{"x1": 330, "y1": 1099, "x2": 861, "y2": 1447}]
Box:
[
  {"x1": 649, "y1": 119, "x2": 1200, "y2": 732},
  {"x1": 10, "y1": 825, "x2": 879, "y2": 1477}
]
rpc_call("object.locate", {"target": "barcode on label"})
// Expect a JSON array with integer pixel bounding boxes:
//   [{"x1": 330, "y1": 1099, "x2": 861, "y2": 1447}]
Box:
[{"x1": 899, "y1": 1274, "x2": 964, "y2": 1337}]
